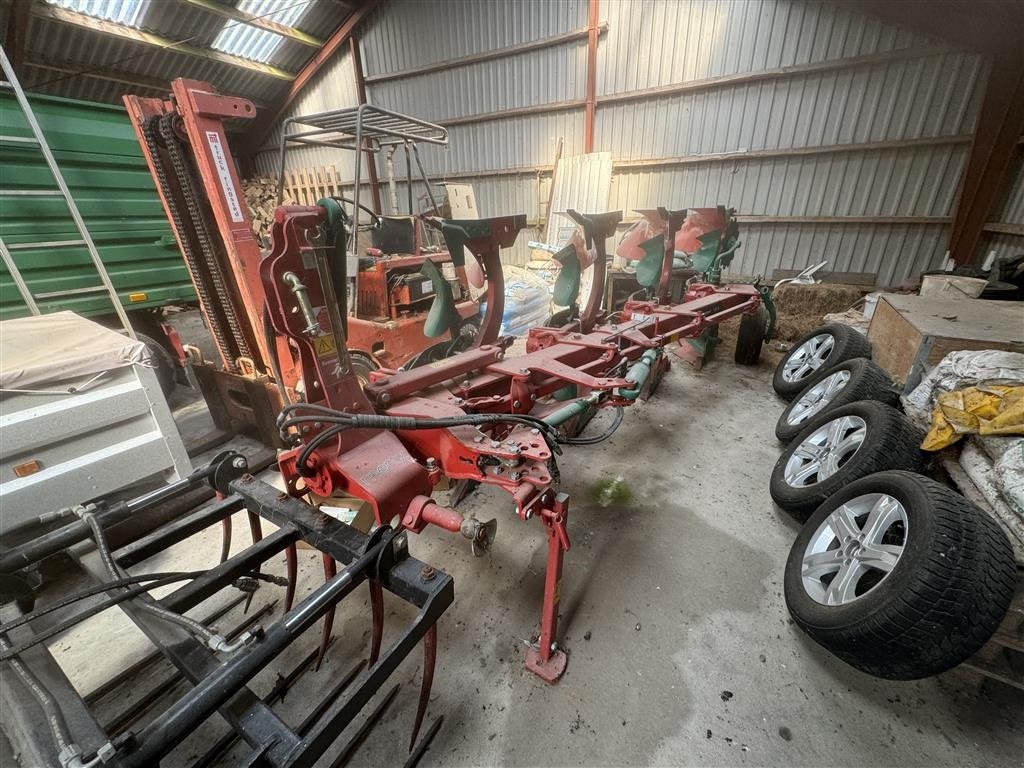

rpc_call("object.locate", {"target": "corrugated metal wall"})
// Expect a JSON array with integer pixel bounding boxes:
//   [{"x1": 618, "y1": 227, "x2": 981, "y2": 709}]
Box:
[
  {"x1": 359, "y1": 0, "x2": 587, "y2": 264},
  {"x1": 983, "y1": 150, "x2": 1024, "y2": 264},
  {"x1": 256, "y1": 0, "x2": 987, "y2": 282}
]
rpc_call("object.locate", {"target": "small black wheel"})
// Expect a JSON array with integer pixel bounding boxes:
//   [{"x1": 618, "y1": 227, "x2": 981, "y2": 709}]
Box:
[
  {"x1": 547, "y1": 307, "x2": 575, "y2": 328},
  {"x1": 137, "y1": 332, "x2": 177, "y2": 399},
  {"x1": 458, "y1": 318, "x2": 481, "y2": 347},
  {"x1": 770, "y1": 400, "x2": 924, "y2": 519},
  {"x1": 734, "y1": 304, "x2": 768, "y2": 365},
  {"x1": 348, "y1": 351, "x2": 378, "y2": 387},
  {"x1": 772, "y1": 324, "x2": 872, "y2": 401},
  {"x1": 775, "y1": 358, "x2": 898, "y2": 443},
  {"x1": 784, "y1": 471, "x2": 1017, "y2": 680}
]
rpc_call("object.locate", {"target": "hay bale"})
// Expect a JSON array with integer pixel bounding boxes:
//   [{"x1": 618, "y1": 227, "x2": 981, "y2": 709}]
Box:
[{"x1": 772, "y1": 282, "x2": 867, "y2": 342}]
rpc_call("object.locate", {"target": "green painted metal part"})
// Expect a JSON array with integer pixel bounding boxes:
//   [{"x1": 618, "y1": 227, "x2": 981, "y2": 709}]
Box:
[
  {"x1": 438, "y1": 218, "x2": 501, "y2": 269},
  {"x1": 551, "y1": 244, "x2": 581, "y2": 307},
  {"x1": 686, "y1": 326, "x2": 720, "y2": 359},
  {"x1": 634, "y1": 234, "x2": 665, "y2": 288},
  {"x1": 617, "y1": 348, "x2": 661, "y2": 400},
  {"x1": 543, "y1": 397, "x2": 593, "y2": 428},
  {"x1": 0, "y1": 91, "x2": 191, "y2": 321},
  {"x1": 420, "y1": 258, "x2": 460, "y2": 339},
  {"x1": 760, "y1": 285, "x2": 778, "y2": 340},
  {"x1": 690, "y1": 229, "x2": 722, "y2": 274}
]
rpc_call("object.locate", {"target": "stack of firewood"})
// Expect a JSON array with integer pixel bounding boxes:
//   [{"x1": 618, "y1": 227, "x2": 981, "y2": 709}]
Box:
[{"x1": 242, "y1": 177, "x2": 292, "y2": 243}]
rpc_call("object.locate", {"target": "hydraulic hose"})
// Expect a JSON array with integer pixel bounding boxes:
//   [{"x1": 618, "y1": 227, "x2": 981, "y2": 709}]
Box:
[
  {"x1": 81, "y1": 513, "x2": 251, "y2": 653},
  {"x1": 0, "y1": 633, "x2": 110, "y2": 766}
]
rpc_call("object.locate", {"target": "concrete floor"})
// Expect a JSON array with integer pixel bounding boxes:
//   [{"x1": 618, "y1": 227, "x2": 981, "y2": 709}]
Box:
[{"x1": 25, "y1": 352, "x2": 1024, "y2": 766}]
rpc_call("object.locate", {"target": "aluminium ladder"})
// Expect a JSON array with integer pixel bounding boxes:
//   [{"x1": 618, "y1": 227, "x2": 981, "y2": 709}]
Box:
[{"x1": 0, "y1": 45, "x2": 135, "y2": 337}]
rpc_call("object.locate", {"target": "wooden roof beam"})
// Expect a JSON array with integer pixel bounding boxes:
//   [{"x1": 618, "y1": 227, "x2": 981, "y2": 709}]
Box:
[
  {"x1": 32, "y1": 3, "x2": 294, "y2": 80},
  {"x1": 181, "y1": 0, "x2": 324, "y2": 48}
]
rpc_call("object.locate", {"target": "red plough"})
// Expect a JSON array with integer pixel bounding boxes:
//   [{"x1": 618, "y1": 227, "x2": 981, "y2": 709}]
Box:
[{"x1": 264, "y1": 205, "x2": 761, "y2": 682}]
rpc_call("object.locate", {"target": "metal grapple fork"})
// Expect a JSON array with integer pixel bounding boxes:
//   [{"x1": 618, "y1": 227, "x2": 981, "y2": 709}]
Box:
[{"x1": 312, "y1": 531, "x2": 437, "y2": 753}]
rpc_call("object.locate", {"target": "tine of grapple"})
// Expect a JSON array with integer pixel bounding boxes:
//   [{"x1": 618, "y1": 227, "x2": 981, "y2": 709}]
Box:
[
  {"x1": 403, "y1": 715, "x2": 444, "y2": 768},
  {"x1": 316, "y1": 554, "x2": 338, "y2": 671},
  {"x1": 410, "y1": 623, "x2": 438, "y2": 752},
  {"x1": 243, "y1": 511, "x2": 263, "y2": 613},
  {"x1": 328, "y1": 683, "x2": 401, "y2": 768},
  {"x1": 368, "y1": 579, "x2": 384, "y2": 666},
  {"x1": 219, "y1": 516, "x2": 232, "y2": 563},
  {"x1": 284, "y1": 541, "x2": 298, "y2": 612},
  {"x1": 246, "y1": 510, "x2": 263, "y2": 543}
]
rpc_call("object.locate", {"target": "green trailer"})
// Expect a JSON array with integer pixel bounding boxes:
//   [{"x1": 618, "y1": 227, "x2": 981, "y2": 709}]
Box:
[{"x1": 0, "y1": 90, "x2": 195, "y2": 325}]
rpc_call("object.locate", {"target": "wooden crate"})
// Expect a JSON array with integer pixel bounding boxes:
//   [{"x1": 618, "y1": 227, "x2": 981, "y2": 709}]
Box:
[{"x1": 867, "y1": 293, "x2": 1024, "y2": 391}]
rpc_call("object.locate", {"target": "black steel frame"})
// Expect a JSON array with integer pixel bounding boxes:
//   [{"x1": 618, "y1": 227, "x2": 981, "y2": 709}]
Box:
[{"x1": 0, "y1": 453, "x2": 453, "y2": 768}]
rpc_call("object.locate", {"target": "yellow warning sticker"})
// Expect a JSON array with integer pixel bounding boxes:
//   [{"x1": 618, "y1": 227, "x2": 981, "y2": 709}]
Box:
[
  {"x1": 314, "y1": 334, "x2": 337, "y2": 358},
  {"x1": 553, "y1": 579, "x2": 561, "y2": 604}
]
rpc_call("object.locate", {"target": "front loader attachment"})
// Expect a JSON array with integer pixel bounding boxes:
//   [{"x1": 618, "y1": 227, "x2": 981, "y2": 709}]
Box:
[{"x1": 0, "y1": 454, "x2": 453, "y2": 767}]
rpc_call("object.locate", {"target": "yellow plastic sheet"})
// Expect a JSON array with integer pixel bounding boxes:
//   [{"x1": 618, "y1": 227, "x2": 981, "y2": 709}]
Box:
[{"x1": 921, "y1": 385, "x2": 1024, "y2": 451}]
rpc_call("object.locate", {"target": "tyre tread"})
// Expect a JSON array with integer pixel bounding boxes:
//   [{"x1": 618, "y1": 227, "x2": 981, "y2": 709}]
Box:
[
  {"x1": 770, "y1": 401, "x2": 925, "y2": 518},
  {"x1": 772, "y1": 324, "x2": 873, "y2": 400},
  {"x1": 775, "y1": 358, "x2": 898, "y2": 442},
  {"x1": 785, "y1": 472, "x2": 1018, "y2": 679}
]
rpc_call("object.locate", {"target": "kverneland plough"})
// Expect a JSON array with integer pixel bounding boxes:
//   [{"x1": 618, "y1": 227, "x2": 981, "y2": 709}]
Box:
[{"x1": 263, "y1": 203, "x2": 766, "y2": 682}]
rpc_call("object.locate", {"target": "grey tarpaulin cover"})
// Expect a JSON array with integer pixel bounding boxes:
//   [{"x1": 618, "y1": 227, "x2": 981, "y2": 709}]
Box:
[{"x1": 0, "y1": 311, "x2": 154, "y2": 390}]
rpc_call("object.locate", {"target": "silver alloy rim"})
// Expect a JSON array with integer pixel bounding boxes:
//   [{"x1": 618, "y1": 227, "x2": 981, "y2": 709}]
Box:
[
  {"x1": 786, "y1": 369, "x2": 851, "y2": 426},
  {"x1": 782, "y1": 333, "x2": 835, "y2": 383},
  {"x1": 783, "y1": 414, "x2": 867, "y2": 487},
  {"x1": 801, "y1": 493, "x2": 908, "y2": 605}
]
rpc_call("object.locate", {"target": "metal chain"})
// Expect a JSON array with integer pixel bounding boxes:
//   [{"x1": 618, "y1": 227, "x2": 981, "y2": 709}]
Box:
[
  {"x1": 141, "y1": 116, "x2": 239, "y2": 372},
  {"x1": 159, "y1": 113, "x2": 254, "y2": 363}
]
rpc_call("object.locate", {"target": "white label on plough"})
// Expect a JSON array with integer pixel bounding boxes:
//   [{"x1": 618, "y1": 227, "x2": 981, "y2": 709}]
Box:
[{"x1": 206, "y1": 131, "x2": 244, "y2": 223}]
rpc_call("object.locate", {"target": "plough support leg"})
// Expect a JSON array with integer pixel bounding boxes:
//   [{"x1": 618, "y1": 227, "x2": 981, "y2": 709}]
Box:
[{"x1": 524, "y1": 494, "x2": 570, "y2": 683}]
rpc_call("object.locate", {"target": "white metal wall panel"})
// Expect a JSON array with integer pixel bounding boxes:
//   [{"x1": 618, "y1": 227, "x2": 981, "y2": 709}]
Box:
[
  {"x1": 253, "y1": 48, "x2": 361, "y2": 179},
  {"x1": 258, "y1": 0, "x2": 986, "y2": 281},
  {"x1": 355, "y1": 0, "x2": 586, "y2": 263},
  {"x1": 723, "y1": 222, "x2": 950, "y2": 285},
  {"x1": 610, "y1": 145, "x2": 967, "y2": 218},
  {"x1": 592, "y1": 0, "x2": 983, "y2": 282},
  {"x1": 367, "y1": 43, "x2": 587, "y2": 123},
  {"x1": 596, "y1": 52, "x2": 983, "y2": 159},
  {"x1": 417, "y1": 112, "x2": 586, "y2": 176},
  {"x1": 358, "y1": 0, "x2": 587, "y2": 76},
  {"x1": 597, "y1": 0, "x2": 933, "y2": 96}
]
